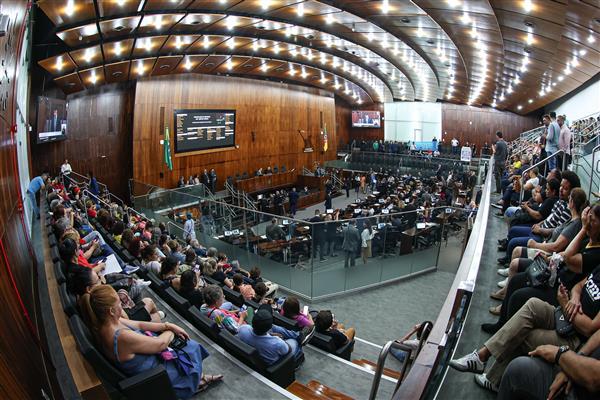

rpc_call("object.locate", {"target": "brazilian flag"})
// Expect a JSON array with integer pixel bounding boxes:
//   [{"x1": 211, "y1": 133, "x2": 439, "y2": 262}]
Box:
[
  {"x1": 164, "y1": 126, "x2": 173, "y2": 171},
  {"x1": 323, "y1": 123, "x2": 328, "y2": 152}
]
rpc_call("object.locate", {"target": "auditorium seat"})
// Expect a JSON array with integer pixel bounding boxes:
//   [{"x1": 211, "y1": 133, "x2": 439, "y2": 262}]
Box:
[
  {"x1": 235, "y1": 173, "x2": 241, "y2": 181},
  {"x1": 68, "y1": 314, "x2": 177, "y2": 400},
  {"x1": 51, "y1": 246, "x2": 61, "y2": 263},
  {"x1": 146, "y1": 271, "x2": 167, "y2": 294},
  {"x1": 222, "y1": 286, "x2": 244, "y2": 307},
  {"x1": 242, "y1": 172, "x2": 249, "y2": 179},
  {"x1": 48, "y1": 233, "x2": 57, "y2": 248},
  {"x1": 163, "y1": 287, "x2": 190, "y2": 317},
  {"x1": 310, "y1": 333, "x2": 355, "y2": 361},
  {"x1": 217, "y1": 329, "x2": 296, "y2": 388},
  {"x1": 273, "y1": 166, "x2": 279, "y2": 174},
  {"x1": 54, "y1": 261, "x2": 66, "y2": 284},
  {"x1": 59, "y1": 282, "x2": 77, "y2": 317},
  {"x1": 280, "y1": 165, "x2": 286, "y2": 172},
  {"x1": 187, "y1": 306, "x2": 220, "y2": 342}
]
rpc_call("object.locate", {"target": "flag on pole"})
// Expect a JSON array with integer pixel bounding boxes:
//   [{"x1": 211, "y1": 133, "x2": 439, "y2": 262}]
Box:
[
  {"x1": 164, "y1": 125, "x2": 173, "y2": 171},
  {"x1": 323, "y1": 123, "x2": 329, "y2": 152}
]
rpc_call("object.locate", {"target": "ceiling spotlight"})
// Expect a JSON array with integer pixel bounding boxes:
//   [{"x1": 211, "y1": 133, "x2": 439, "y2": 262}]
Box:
[
  {"x1": 55, "y1": 55, "x2": 63, "y2": 70},
  {"x1": 579, "y1": 49, "x2": 587, "y2": 56},
  {"x1": 558, "y1": 75, "x2": 564, "y2": 81},
  {"x1": 261, "y1": 63, "x2": 268, "y2": 72},
  {"x1": 90, "y1": 69, "x2": 97, "y2": 84},
  {"x1": 297, "y1": 2, "x2": 304, "y2": 17},
  {"x1": 461, "y1": 12, "x2": 471, "y2": 25},
  {"x1": 137, "y1": 60, "x2": 144, "y2": 75},
  {"x1": 382, "y1": 0, "x2": 390, "y2": 14},
  {"x1": 260, "y1": 0, "x2": 270, "y2": 10},
  {"x1": 114, "y1": 42, "x2": 122, "y2": 55},
  {"x1": 326, "y1": 13, "x2": 335, "y2": 24},
  {"x1": 528, "y1": 98, "x2": 533, "y2": 103},
  {"x1": 517, "y1": 105, "x2": 523, "y2": 110},
  {"x1": 64, "y1": 0, "x2": 75, "y2": 17},
  {"x1": 184, "y1": 57, "x2": 193, "y2": 70},
  {"x1": 523, "y1": 0, "x2": 533, "y2": 13},
  {"x1": 448, "y1": 0, "x2": 460, "y2": 7},
  {"x1": 588, "y1": 33, "x2": 596, "y2": 44}
]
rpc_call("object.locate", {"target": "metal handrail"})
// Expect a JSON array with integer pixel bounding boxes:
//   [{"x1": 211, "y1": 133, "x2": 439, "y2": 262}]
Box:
[
  {"x1": 519, "y1": 150, "x2": 565, "y2": 202},
  {"x1": 302, "y1": 166, "x2": 312, "y2": 175},
  {"x1": 589, "y1": 144, "x2": 600, "y2": 197},
  {"x1": 369, "y1": 321, "x2": 433, "y2": 400}
]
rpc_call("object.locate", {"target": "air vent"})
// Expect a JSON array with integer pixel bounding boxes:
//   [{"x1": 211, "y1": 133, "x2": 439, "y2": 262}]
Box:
[
  {"x1": 306, "y1": 34, "x2": 315, "y2": 40},
  {"x1": 257, "y1": 25, "x2": 266, "y2": 30},
  {"x1": 244, "y1": 64, "x2": 254, "y2": 68},
  {"x1": 524, "y1": 20, "x2": 535, "y2": 28},
  {"x1": 276, "y1": 67, "x2": 284, "y2": 71},
  {"x1": 190, "y1": 20, "x2": 201, "y2": 25},
  {"x1": 113, "y1": 25, "x2": 125, "y2": 31},
  {"x1": 160, "y1": 65, "x2": 170, "y2": 69},
  {"x1": 426, "y1": 39, "x2": 435, "y2": 44},
  {"x1": 401, "y1": 17, "x2": 410, "y2": 23},
  {"x1": 205, "y1": 62, "x2": 215, "y2": 67},
  {"x1": 444, "y1": 61, "x2": 451, "y2": 67},
  {"x1": 524, "y1": 47, "x2": 532, "y2": 54},
  {"x1": 112, "y1": 71, "x2": 123, "y2": 77},
  {"x1": 67, "y1": 82, "x2": 76, "y2": 86}
]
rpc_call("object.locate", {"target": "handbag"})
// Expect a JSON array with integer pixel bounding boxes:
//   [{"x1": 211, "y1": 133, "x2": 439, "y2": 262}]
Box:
[
  {"x1": 554, "y1": 307, "x2": 575, "y2": 337},
  {"x1": 526, "y1": 254, "x2": 551, "y2": 288}
]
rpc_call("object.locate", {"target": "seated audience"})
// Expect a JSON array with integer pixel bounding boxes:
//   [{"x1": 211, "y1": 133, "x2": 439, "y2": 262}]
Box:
[
  {"x1": 281, "y1": 296, "x2": 313, "y2": 328},
  {"x1": 237, "y1": 304, "x2": 315, "y2": 367},
  {"x1": 79, "y1": 285, "x2": 222, "y2": 397},
  {"x1": 178, "y1": 270, "x2": 205, "y2": 308},
  {"x1": 450, "y1": 261, "x2": 600, "y2": 392},
  {"x1": 232, "y1": 273, "x2": 255, "y2": 301},
  {"x1": 159, "y1": 255, "x2": 181, "y2": 291},
  {"x1": 140, "y1": 244, "x2": 161, "y2": 275},
  {"x1": 200, "y1": 285, "x2": 248, "y2": 334},
  {"x1": 314, "y1": 310, "x2": 355, "y2": 350}
]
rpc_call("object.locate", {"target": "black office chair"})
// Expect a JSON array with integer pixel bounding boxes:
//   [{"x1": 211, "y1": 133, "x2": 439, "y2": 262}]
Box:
[
  {"x1": 59, "y1": 283, "x2": 78, "y2": 317},
  {"x1": 54, "y1": 261, "x2": 66, "y2": 284},
  {"x1": 273, "y1": 166, "x2": 279, "y2": 174},
  {"x1": 235, "y1": 174, "x2": 241, "y2": 181},
  {"x1": 280, "y1": 165, "x2": 286, "y2": 172},
  {"x1": 242, "y1": 172, "x2": 249, "y2": 179}
]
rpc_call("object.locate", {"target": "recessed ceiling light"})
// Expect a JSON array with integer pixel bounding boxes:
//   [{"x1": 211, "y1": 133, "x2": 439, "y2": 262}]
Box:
[
  {"x1": 523, "y1": 0, "x2": 533, "y2": 13},
  {"x1": 588, "y1": 33, "x2": 596, "y2": 44},
  {"x1": 517, "y1": 105, "x2": 523, "y2": 110},
  {"x1": 528, "y1": 99, "x2": 533, "y2": 103}
]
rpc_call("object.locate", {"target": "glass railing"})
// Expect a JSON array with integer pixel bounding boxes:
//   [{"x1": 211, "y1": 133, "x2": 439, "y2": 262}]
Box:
[{"x1": 130, "y1": 179, "x2": 476, "y2": 300}]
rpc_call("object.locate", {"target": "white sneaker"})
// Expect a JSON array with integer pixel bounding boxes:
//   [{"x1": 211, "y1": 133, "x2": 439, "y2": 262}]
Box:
[
  {"x1": 449, "y1": 350, "x2": 486, "y2": 373},
  {"x1": 497, "y1": 277, "x2": 508, "y2": 288},
  {"x1": 158, "y1": 311, "x2": 166, "y2": 320},
  {"x1": 474, "y1": 373, "x2": 498, "y2": 393},
  {"x1": 135, "y1": 279, "x2": 152, "y2": 287},
  {"x1": 497, "y1": 268, "x2": 509, "y2": 277}
]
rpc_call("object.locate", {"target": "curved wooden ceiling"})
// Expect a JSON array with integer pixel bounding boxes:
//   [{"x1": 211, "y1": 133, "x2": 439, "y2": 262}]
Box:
[{"x1": 36, "y1": 0, "x2": 600, "y2": 113}]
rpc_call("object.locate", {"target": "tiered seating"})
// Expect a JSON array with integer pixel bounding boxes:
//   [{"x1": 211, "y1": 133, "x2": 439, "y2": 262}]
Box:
[{"x1": 42, "y1": 194, "x2": 179, "y2": 400}]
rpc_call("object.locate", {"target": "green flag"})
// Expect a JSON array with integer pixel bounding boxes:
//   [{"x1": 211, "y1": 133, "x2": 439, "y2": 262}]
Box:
[{"x1": 164, "y1": 126, "x2": 173, "y2": 171}]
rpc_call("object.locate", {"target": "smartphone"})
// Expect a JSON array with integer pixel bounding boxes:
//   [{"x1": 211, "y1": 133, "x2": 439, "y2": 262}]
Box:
[
  {"x1": 302, "y1": 305, "x2": 309, "y2": 316},
  {"x1": 240, "y1": 304, "x2": 247, "y2": 312}
]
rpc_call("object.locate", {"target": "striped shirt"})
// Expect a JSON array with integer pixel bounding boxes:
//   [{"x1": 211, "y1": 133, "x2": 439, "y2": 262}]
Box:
[{"x1": 541, "y1": 200, "x2": 571, "y2": 230}]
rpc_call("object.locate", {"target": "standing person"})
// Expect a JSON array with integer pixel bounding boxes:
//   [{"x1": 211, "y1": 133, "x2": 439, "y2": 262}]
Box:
[
  {"x1": 360, "y1": 175, "x2": 366, "y2": 194},
  {"x1": 360, "y1": 221, "x2": 375, "y2": 264},
  {"x1": 288, "y1": 187, "x2": 299, "y2": 217},
  {"x1": 201, "y1": 169, "x2": 210, "y2": 188},
  {"x1": 27, "y1": 172, "x2": 49, "y2": 219},
  {"x1": 87, "y1": 171, "x2": 100, "y2": 205},
  {"x1": 183, "y1": 212, "x2": 196, "y2": 242},
  {"x1": 432, "y1": 136, "x2": 438, "y2": 152},
  {"x1": 492, "y1": 131, "x2": 508, "y2": 194},
  {"x1": 451, "y1": 137, "x2": 459, "y2": 155},
  {"x1": 544, "y1": 114, "x2": 560, "y2": 171},
  {"x1": 324, "y1": 191, "x2": 332, "y2": 210},
  {"x1": 209, "y1": 169, "x2": 217, "y2": 193},
  {"x1": 61, "y1": 159, "x2": 72, "y2": 189},
  {"x1": 324, "y1": 214, "x2": 338, "y2": 258},
  {"x1": 343, "y1": 176, "x2": 350, "y2": 198},
  {"x1": 342, "y1": 220, "x2": 361, "y2": 268},
  {"x1": 370, "y1": 172, "x2": 377, "y2": 193},
  {"x1": 557, "y1": 114, "x2": 572, "y2": 169},
  {"x1": 354, "y1": 174, "x2": 360, "y2": 196},
  {"x1": 310, "y1": 210, "x2": 326, "y2": 262}
]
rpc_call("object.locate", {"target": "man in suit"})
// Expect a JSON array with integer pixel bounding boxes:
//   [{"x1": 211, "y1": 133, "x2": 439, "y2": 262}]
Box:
[
  {"x1": 342, "y1": 220, "x2": 361, "y2": 268},
  {"x1": 309, "y1": 210, "x2": 326, "y2": 262},
  {"x1": 265, "y1": 218, "x2": 286, "y2": 242},
  {"x1": 288, "y1": 187, "x2": 299, "y2": 216},
  {"x1": 324, "y1": 191, "x2": 332, "y2": 210},
  {"x1": 45, "y1": 109, "x2": 61, "y2": 132},
  {"x1": 209, "y1": 168, "x2": 217, "y2": 193},
  {"x1": 201, "y1": 169, "x2": 210, "y2": 188}
]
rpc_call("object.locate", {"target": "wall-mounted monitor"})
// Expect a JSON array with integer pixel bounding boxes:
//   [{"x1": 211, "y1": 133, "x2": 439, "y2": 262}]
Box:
[
  {"x1": 37, "y1": 97, "x2": 67, "y2": 144},
  {"x1": 174, "y1": 109, "x2": 236, "y2": 153},
  {"x1": 352, "y1": 110, "x2": 381, "y2": 128}
]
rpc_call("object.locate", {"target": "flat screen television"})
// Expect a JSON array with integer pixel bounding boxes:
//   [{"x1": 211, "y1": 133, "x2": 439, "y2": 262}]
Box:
[
  {"x1": 352, "y1": 110, "x2": 381, "y2": 128},
  {"x1": 37, "y1": 97, "x2": 67, "y2": 143},
  {"x1": 174, "y1": 109, "x2": 236, "y2": 153}
]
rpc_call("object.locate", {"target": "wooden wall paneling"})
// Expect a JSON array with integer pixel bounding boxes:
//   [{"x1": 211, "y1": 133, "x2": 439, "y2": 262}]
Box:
[
  {"x1": 132, "y1": 74, "x2": 338, "y2": 189},
  {"x1": 0, "y1": 1, "x2": 55, "y2": 398},
  {"x1": 30, "y1": 83, "x2": 135, "y2": 201},
  {"x1": 440, "y1": 103, "x2": 540, "y2": 150}
]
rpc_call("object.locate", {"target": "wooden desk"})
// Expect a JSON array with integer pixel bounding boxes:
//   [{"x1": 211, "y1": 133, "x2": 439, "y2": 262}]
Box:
[{"x1": 236, "y1": 171, "x2": 297, "y2": 193}]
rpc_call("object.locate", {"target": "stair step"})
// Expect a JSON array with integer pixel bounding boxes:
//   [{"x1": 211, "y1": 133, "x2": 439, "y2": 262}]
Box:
[
  {"x1": 352, "y1": 359, "x2": 401, "y2": 380},
  {"x1": 287, "y1": 381, "x2": 331, "y2": 400},
  {"x1": 306, "y1": 380, "x2": 354, "y2": 400}
]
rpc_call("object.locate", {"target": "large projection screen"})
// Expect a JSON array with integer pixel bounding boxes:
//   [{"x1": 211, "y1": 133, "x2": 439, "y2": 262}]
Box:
[
  {"x1": 174, "y1": 109, "x2": 236, "y2": 153},
  {"x1": 384, "y1": 102, "x2": 442, "y2": 142}
]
